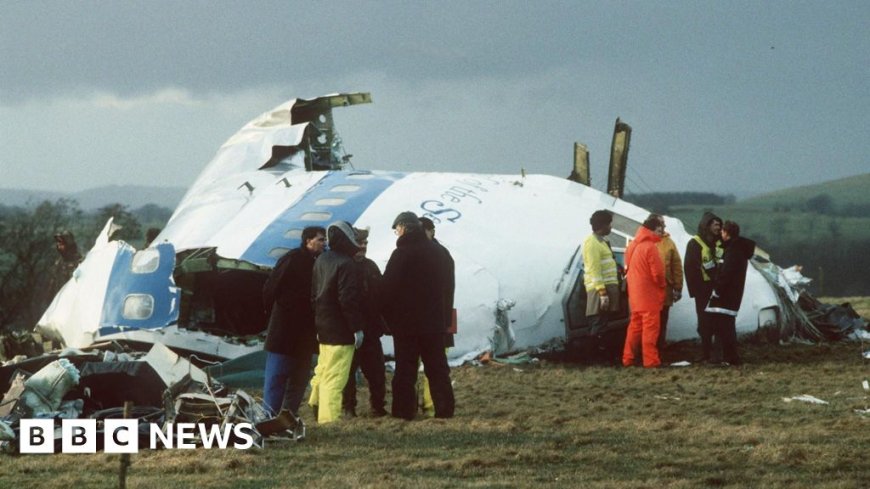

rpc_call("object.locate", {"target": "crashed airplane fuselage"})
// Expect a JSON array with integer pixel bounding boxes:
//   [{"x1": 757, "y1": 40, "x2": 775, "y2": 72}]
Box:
[{"x1": 37, "y1": 93, "x2": 785, "y2": 361}]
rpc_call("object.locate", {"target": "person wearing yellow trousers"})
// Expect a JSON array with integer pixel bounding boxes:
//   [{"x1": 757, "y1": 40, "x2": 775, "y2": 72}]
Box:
[
  {"x1": 418, "y1": 348, "x2": 449, "y2": 417},
  {"x1": 622, "y1": 217, "x2": 666, "y2": 368},
  {"x1": 308, "y1": 221, "x2": 365, "y2": 424}
]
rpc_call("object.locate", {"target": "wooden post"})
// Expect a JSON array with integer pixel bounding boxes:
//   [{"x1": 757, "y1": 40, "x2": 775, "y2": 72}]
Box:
[
  {"x1": 119, "y1": 401, "x2": 132, "y2": 489},
  {"x1": 568, "y1": 143, "x2": 590, "y2": 186},
  {"x1": 607, "y1": 118, "x2": 631, "y2": 198}
]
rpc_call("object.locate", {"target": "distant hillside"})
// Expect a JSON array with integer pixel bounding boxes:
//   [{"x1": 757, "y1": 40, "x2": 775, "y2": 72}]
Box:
[
  {"x1": 740, "y1": 173, "x2": 870, "y2": 215},
  {"x1": 0, "y1": 185, "x2": 187, "y2": 210},
  {"x1": 662, "y1": 173, "x2": 870, "y2": 296}
]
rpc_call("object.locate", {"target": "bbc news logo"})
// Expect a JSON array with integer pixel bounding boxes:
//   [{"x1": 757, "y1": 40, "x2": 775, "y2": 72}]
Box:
[{"x1": 19, "y1": 419, "x2": 255, "y2": 453}]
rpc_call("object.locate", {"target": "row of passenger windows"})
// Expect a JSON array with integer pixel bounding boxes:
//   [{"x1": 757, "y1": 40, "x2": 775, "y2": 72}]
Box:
[{"x1": 268, "y1": 182, "x2": 364, "y2": 258}]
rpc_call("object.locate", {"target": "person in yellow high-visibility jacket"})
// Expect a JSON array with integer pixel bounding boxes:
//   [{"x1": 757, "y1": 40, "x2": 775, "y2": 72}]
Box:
[
  {"x1": 683, "y1": 212, "x2": 723, "y2": 363},
  {"x1": 582, "y1": 210, "x2": 620, "y2": 338}
]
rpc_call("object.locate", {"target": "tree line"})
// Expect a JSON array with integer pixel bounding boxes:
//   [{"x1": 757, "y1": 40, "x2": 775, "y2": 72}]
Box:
[
  {"x1": 0, "y1": 200, "x2": 172, "y2": 333},
  {"x1": 623, "y1": 192, "x2": 737, "y2": 214}
]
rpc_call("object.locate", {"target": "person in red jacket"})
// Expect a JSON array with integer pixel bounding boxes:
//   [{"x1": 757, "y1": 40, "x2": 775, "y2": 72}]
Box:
[{"x1": 622, "y1": 217, "x2": 667, "y2": 368}]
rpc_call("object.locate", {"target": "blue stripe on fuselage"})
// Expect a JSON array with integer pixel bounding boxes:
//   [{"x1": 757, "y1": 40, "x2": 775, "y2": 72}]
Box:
[{"x1": 240, "y1": 170, "x2": 405, "y2": 267}]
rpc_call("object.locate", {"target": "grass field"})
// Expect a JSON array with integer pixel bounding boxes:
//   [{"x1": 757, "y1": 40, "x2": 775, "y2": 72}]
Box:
[
  {"x1": 2, "y1": 304, "x2": 868, "y2": 488},
  {"x1": 667, "y1": 205, "x2": 870, "y2": 245},
  {"x1": 819, "y1": 296, "x2": 870, "y2": 320},
  {"x1": 741, "y1": 173, "x2": 870, "y2": 210}
]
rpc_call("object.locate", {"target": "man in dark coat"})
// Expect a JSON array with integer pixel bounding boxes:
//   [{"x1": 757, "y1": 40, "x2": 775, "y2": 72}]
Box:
[
  {"x1": 308, "y1": 220, "x2": 365, "y2": 424},
  {"x1": 683, "y1": 212, "x2": 723, "y2": 362},
  {"x1": 419, "y1": 217, "x2": 456, "y2": 346},
  {"x1": 261, "y1": 226, "x2": 325, "y2": 416},
  {"x1": 382, "y1": 212, "x2": 455, "y2": 419},
  {"x1": 418, "y1": 216, "x2": 456, "y2": 416},
  {"x1": 341, "y1": 227, "x2": 389, "y2": 417},
  {"x1": 706, "y1": 220, "x2": 756, "y2": 366}
]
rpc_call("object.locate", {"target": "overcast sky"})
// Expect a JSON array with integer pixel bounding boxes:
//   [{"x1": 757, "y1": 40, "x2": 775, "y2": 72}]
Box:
[{"x1": 1, "y1": 1, "x2": 867, "y2": 198}]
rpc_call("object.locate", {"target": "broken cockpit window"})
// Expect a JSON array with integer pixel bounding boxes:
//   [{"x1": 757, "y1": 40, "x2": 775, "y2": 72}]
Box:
[
  {"x1": 174, "y1": 249, "x2": 269, "y2": 339},
  {"x1": 260, "y1": 93, "x2": 372, "y2": 173}
]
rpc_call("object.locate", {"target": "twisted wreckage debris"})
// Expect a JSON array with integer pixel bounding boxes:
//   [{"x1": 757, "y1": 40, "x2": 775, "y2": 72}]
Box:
[
  {"x1": 0, "y1": 343, "x2": 301, "y2": 454},
  {"x1": 749, "y1": 263, "x2": 868, "y2": 343}
]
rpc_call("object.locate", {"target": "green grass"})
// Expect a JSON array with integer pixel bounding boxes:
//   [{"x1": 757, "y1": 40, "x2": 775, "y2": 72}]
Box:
[
  {"x1": 664, "y1": 173, "x2": 870, "y2": 246},
  {"x1": 668, "y1": 205, "x2": 870, "y2": 245},
  {"x1": 3, "y1": 301, "x2": 869, "y2": 488},
  {"x1": 820, "y1": 296, "x2": 870, "y2": 320},
  {"x1": 741, "y1": 173, "x2": 870, "y2": 210}
]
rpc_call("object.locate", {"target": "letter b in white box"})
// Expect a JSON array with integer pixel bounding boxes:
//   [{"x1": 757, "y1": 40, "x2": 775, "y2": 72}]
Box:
[
  {"x1": 19, "y1": 419, "x2": 55, "y2": 454},
  {"x1": 62, "y1": 419, "x2": 97, "y2": 453},
  {"x1": 104, "y1": 419, "x2": 139, "y2": 453}
]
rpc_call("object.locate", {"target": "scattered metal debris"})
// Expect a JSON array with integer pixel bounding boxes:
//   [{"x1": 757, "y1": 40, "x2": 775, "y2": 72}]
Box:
[
  {"x1": 782, "y1": 394, "x2": 829, "y2": 405},
  {"x1": 0, "y1": 343, "x2": 293, "y2": 453}
]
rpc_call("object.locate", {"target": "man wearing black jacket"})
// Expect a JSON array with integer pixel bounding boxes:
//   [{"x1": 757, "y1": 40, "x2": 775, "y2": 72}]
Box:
[
  {"x1": 706, "y1": 221, "x2": 755, "y2": 366},
  {"x1": 418, "y1": 216, "x2": 456, "y2": 417},
  {"x1": 261, "y1": 226, "x2": 325, "y2": 416},
  {"x1": 341, "y1": 227, "x2": 389, "y2": 417},
  {"x1": 382, "y1": 212, "x2": 455, "y2": 419},
  {"x1": 684, "y1": 212, "x2": 723, "y2": 362},
  {"x1": 309, "y1": 221, "x2": 365, "y2": 424}
]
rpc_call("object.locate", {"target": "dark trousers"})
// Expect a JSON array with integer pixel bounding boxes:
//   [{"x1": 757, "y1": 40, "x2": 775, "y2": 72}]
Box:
[
  {"x1": 585, "y1": 312, "x2": 623, "y2": 365},
  {"x1": 694, "y1": 295, "x2": 721, "y2": 362},
  {"x1": 342, "y1": 334, "x2": 386, "y2": 414},
  {"x1": 392, "y1": 333, "x2": 454, "y2": 419},
  {"x1": 709, "y1": 313, "x2": 741, "y2": 365},
  {"x1": 658, "y1": 306, "x2": 670, "y2": 352}
]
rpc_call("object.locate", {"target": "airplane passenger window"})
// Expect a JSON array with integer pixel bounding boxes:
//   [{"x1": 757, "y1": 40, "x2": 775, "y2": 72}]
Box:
[
  {"x1": 131, "y1": 248, "x2": 160, "y2": 274},
  {"x1": 331, "y1": 185, "x2": 361, "y2": 193},
  {"x1": 284, "y1": 229, "x2": 303, "y2": 239},
  {"x1": 608, "y1": 233, "x2": 628, "y2": 248},
  {"x1": 315, "y1": 198, "x2": 346, "y2": 206},
  {"x1": 347, "y1": 174, "x2": 375, "y2": 180},
  {"x1": 300, "y1": 212, "x2": 332, "y2": 221},
  {"x1": 123, "y1": 294, "x2": 154, "y2": 320},
  {"x1": 610, "y1": 213, "x2": 643, "y2": 237},
  {"x1": 268, "y1": 247, "x2": 291, "y2": 258}
]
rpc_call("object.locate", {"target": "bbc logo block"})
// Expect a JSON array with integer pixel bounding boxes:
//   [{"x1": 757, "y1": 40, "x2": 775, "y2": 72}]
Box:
[
  {"x1": 20, "y1": 419, "x2": 140, "y2": 454},
  {"x1": 18, "y1": 419, "x2": 254, "y2": 453}
]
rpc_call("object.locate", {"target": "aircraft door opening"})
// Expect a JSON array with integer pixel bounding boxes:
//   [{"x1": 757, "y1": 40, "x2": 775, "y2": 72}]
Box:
[{"x1": 561, "y1": 244, "x2": 629, "y2": 363}]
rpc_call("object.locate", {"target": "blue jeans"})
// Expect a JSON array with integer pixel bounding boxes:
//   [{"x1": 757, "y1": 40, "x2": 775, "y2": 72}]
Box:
[{"x1": 263, "y1": 351, "x2": 313, "y2": 416}]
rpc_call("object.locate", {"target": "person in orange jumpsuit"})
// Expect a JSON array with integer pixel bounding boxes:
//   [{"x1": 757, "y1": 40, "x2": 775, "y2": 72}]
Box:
[{"x1": 622, "y1": 217, "x2": 667, "y2": 368}]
